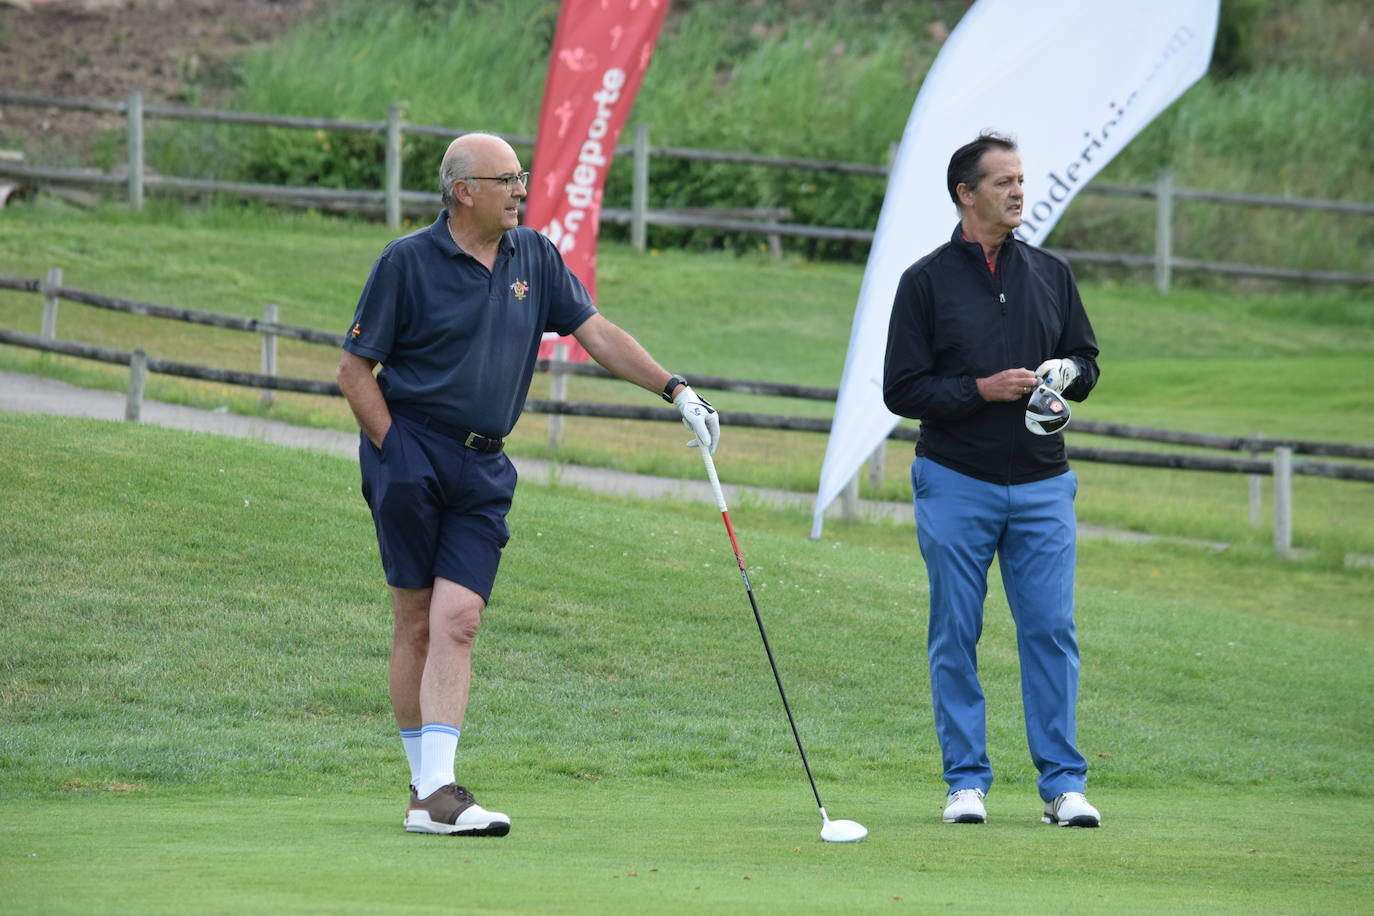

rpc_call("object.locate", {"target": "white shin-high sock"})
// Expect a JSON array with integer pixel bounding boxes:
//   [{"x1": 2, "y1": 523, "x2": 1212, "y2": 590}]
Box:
[
  {"x1": 399, "y1": 728, "x2": 423, "y2": 788},
  {"x1": 413, "y1": 723, "x2": 460, "y2": 799}
]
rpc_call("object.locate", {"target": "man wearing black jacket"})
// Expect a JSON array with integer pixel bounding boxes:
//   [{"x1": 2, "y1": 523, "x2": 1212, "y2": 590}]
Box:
[{"x1": 883, "y1": 133, "x2": 1102, "y2": 828}]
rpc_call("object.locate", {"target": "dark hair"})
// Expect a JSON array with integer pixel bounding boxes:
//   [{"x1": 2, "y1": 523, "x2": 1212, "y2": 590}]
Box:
[{"x1": 946, "y1": 132, "x2": 1018, "y2": 206}]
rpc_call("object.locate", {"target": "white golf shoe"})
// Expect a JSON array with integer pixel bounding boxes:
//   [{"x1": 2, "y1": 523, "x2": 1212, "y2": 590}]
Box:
[
  {"x1": 1042, "y1": 792, "x2": 1101, "y2": 828},
  {"x1": 942, "y1": 788, "x2": 987, "y2": 824}
]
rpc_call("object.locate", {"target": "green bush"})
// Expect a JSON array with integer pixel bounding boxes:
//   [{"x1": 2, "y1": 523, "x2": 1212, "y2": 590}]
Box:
[{"x1": 1211, "y1": 0, "x2": 1269, "y2": 77}]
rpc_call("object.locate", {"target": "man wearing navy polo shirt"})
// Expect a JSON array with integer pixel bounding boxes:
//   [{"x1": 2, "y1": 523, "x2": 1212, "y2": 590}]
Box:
[{"x1": 337, "y1": 132, "x2": 719, "y2": 837}]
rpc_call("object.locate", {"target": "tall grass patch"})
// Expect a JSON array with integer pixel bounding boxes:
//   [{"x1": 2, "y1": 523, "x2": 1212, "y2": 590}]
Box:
[
  {"x1": 148, "y1": 1, "x2": 934, "y2": 260},
  {"x1": 147, "y1": 0, "x2": 557, "y2": 192},
  {"x1": 1057, "y1": 69, "x2": 1374, "y2": 281},
  {"x1": 128, "y1": 0, "x2": 1374, "y2": 278}
]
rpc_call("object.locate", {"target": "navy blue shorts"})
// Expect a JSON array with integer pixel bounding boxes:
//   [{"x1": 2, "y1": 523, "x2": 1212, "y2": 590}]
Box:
[{"x1": 358, "y1": 411, "x2": 517, "y2": 601}]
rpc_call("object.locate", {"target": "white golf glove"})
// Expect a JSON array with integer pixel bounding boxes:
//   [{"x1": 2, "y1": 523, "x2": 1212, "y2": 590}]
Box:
[
  {"x1": 1034, "y1": 357, "x2": 1079, "y2": 394},
  {"x1": 673, "y1": 386, "x2": 720, "y2": 455}
]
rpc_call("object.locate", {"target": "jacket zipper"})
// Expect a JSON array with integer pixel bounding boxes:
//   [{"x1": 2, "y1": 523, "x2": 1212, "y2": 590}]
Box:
[
  {"x1": 966, "y1": 233, "x2": 1020, "y2": 486},
  {"x1": 994, "y1": 256, "x2": 1016, "y2": 484}
]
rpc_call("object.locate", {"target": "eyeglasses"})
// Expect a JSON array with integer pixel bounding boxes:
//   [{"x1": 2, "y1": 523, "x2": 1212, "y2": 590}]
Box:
[{"x1": 465, "y1": 171, "x2": 531, "y2": 191}]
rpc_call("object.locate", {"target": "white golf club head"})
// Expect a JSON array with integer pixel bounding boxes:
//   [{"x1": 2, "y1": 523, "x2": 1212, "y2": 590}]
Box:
[
  {"x1": 820, "y1": 809, "x2": 867, "y2": 843},
  {"x1": 1025, "y1": 376, "x2": 1071, "y2": 435}
]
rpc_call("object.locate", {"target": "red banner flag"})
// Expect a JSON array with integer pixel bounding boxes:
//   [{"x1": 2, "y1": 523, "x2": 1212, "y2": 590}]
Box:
[{"x1": 527, "y1": 0, "x2": 670, "y2": 361}]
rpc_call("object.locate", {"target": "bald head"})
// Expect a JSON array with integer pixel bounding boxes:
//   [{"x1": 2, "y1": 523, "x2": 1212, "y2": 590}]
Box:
[{"x1": 439, "y1": 133, "x2": 518, "y2": 209}]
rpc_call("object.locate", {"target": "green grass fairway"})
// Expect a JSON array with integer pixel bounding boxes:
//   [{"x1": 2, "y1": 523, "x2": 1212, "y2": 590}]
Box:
[
  {"x1": 5, "y1": 786, "x2": 1371, "y2": 915},
  {"x1": 2, "y1": 414, "x2": 1371, "y2": 913}
]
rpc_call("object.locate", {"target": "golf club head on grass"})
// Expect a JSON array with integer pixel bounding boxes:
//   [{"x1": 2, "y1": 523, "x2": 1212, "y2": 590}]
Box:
[{"x1": 820, "y1": 809, "x2": 868, "y2": 843}]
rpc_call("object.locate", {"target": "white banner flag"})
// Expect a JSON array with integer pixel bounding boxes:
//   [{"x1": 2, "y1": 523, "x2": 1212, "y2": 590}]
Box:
[{"x1": 810, "y1": 0, "x2": 1219, "y2": 538}]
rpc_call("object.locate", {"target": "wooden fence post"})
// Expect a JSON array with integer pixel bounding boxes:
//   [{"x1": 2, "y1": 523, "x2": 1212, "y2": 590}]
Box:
[
  {"x1": 126, "y1": 349, "x2": 147, "y2": 422},
  {"x1": 40, "y1": 266, "x2": 61, "y2": 339},
  {"x1": 127, "y1": 89, "x2": 144, "y2": 211},
  {"x1": 260, "y1": 303, "x2": 279, "y2": 407},
  {"x1": 631, "y1": 123, "x2": 649, "y2": 252},
  {"x1": 841, "y1": 472, "x2": 859, "y2": 523},
  {"x1": 867, "y1": 440, "x2": 885, "y2": 491},
  {"x1": 766, "y1": 227, "x2": 783, "y2": 261},
  {"x1": 1247, "y1": 431, "x2": 1263, "y2": 527},
  {"x1": 548, "y1": 342, "x2": 568, "y2": 450},
  {"x1": 1273, "y1": 446, "x2": 1293, "y2": 557},
  {"x1": 385, "y1": 103, "x2": 402, "y2": 230},
  {"x1": 1154, "y1": 167, "x2": 1173, "y2": 293}
]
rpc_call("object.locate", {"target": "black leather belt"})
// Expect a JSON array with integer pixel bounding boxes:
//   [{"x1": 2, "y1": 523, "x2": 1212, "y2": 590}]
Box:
[{"x1": 390, "y1": 406, "x2": 504, "y2": 453}]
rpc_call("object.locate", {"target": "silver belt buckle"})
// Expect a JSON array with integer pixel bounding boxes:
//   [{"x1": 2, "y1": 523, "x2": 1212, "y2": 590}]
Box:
[{"x1": 464, "y1": 431, "x2": 481, "y2": 450}]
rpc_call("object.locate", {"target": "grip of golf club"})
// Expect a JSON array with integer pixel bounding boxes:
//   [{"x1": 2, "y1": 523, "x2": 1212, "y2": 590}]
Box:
[
  {"x1": 699, "y1": 447, "x2": 747, "y2": 568},
  {"x1": 698, "y1": 447, "x2": 729, "y2": 513}
]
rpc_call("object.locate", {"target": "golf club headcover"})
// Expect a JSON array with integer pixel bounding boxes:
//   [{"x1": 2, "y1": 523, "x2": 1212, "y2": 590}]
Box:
[
  {"x1": 1034, "y1": 357, "x2": 1079, "y2": 394},
  {"x1": 673, "y1": 385, "x2": 720, "y2": 455}
]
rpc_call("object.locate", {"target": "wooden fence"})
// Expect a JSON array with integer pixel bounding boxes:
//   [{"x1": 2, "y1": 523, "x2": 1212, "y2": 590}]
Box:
[
  {"x1": 1, "y1": 90, "x2": 1371, "y2": 287},
  {"x1": 3, "y1": 271, "x2": 1372, "y2": 557}
]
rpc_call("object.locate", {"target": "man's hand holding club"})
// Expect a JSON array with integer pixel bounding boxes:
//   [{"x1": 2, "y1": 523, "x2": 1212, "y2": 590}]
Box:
[
  {"x1": 1034, "y1": 357, "x2": 1079, "y2": 394},
  {"x1": 674, "y1": 386, "x2": 720, "y2": 454}
]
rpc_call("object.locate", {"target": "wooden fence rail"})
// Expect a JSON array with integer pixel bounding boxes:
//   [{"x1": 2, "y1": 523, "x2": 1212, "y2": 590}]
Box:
[
  {"x1": 2, "y1": 90, "x2": 1371, "y2": 286},
  {"x1": 0, "y1": 274, "x2": 345, "y2": 345},
  {"x1": 1066, "y1": 418, "x2": 1374, "y2": 460},
  {"x1": 4, "y1": 326, "x2": 1371, "y2": 488},
  {"x1": 5, "y1": 269, "x2": 1373, "y2": 460},
  {"x1": 0, "y1": 161, "x2": 830, "y2": 241}
]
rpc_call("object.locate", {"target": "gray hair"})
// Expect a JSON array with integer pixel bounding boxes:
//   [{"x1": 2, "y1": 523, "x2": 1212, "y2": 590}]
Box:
[{"x1": 439, "y1": 132, "x2": 501, "y2": 209}]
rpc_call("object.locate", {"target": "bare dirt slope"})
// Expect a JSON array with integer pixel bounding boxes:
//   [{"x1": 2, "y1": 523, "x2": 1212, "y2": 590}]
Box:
[{"x1": 0, "y1": 0, "x2": 329, "y2": 161}]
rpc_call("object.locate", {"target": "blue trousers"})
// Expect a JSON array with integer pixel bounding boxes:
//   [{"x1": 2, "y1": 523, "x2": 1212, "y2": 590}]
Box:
[{"x1": 912, "y1": 457, "x2": 1087, "y2": 801}]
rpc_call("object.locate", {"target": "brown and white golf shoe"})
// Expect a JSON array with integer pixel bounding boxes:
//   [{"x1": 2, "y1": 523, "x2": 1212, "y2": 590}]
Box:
[{"x1": 404, "y1": 783, "x2": 511, "y2": 836}]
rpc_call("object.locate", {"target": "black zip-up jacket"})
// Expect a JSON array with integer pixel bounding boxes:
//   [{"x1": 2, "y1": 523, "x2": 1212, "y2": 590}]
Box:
[{"x1": 883, "y1": 224, "x2": 1100, "y2": 485}]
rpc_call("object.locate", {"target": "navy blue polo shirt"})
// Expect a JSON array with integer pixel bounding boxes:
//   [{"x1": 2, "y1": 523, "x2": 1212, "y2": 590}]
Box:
[{"x1": 343, "y1": 212, "x2": 597, "y2": 437}]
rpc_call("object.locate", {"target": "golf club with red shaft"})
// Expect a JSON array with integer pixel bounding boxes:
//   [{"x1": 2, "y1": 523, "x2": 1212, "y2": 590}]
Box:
[{"x1": 697, "y1": 447, "x2": 867, "y2": 843}]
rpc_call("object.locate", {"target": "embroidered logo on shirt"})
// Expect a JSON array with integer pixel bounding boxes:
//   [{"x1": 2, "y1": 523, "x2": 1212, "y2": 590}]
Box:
[
  {"x1": 510, "y1": 279, "x2": 529, "y2": 300},
  {"x1": 350, "y1": 323, "x2": 362, "y2": 337}
]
